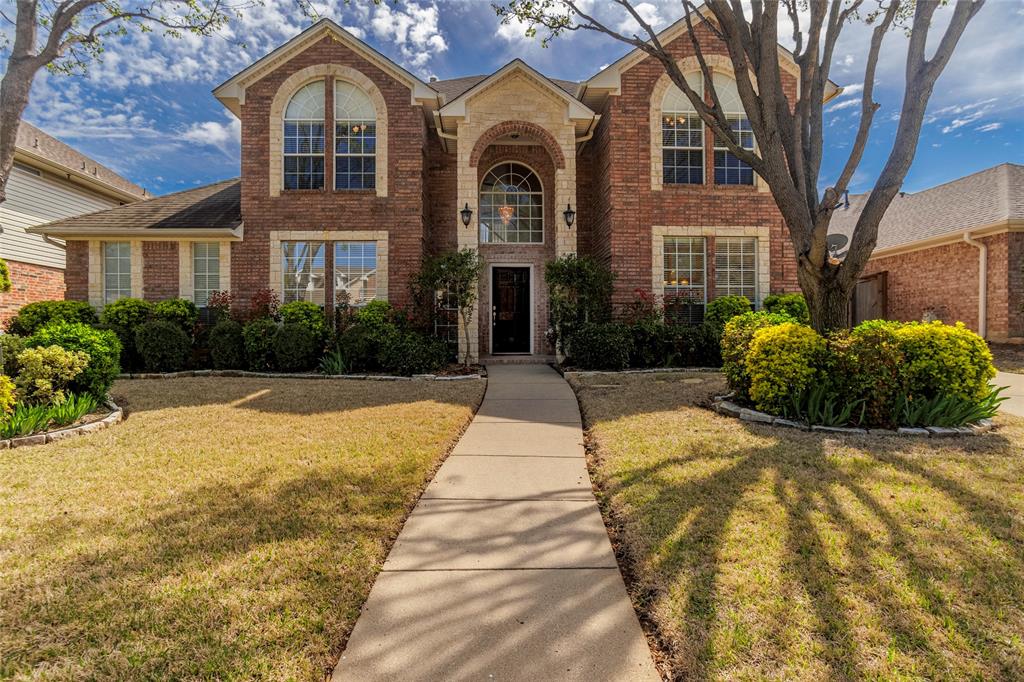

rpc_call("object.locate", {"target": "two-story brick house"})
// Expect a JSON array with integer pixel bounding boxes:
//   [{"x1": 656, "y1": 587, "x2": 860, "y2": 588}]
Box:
[{"x1": 33, "y1": 12, "x2": 835, "y2": 361}]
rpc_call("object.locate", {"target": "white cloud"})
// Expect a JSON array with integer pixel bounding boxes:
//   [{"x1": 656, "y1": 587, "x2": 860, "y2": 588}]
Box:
[
  {"x1": 182, "y1": 113, "x2": 241, "y2": 153},
  {"x1": 370, "y1": 2, "x2": 448, "y2": 70},
  {"x1": 840, "y1": 82, "x2": 864, "y2": 96},
  {"x1": 828, "y1": 98, "x2": 860, "y2": 112},
  {"x1": 617, "y1": 2, "x2": 665, "y2": 35},
  {"x1": 976, "y1": 122, "x2": 1002, "y2": 133},
  {"x1": 942, "y1": 110, "x2": 986, "y2": 133}
]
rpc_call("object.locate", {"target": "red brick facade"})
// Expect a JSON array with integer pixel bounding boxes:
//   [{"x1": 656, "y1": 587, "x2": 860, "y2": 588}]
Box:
[
  {"x1": 0, "y1": 259, "x2": 65, "y2": 323},
  {"x1": 142, "y1": 241, "x2": 179, "y2": 301}
]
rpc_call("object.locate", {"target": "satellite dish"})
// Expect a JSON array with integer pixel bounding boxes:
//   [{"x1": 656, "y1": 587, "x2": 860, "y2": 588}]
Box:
[{"x1": 826, "y1": 233, "x2": 849, "y2": 254}]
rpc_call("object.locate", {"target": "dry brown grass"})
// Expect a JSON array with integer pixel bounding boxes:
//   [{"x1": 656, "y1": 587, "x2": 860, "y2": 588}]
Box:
[
  {"x1": 991, "y1": 343, "x2": 1024, "y2": 374},
  {"x1": 570, "y1": 372, "x2": 1024, "y2": 681},
  {"x1": 0, "y1": 377, "x2": 484, "y2": 681}
]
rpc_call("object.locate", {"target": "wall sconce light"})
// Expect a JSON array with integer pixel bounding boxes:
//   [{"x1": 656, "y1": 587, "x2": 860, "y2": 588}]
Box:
[
  {"x1": 563, "y1": 203, "x2": 576, "y2": 228},
  {"x1": 460, "y1": 202, "x2": 473, "y2": 227}
]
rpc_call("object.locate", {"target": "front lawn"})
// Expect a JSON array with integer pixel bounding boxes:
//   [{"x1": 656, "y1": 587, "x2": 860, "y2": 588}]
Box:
[
  {"x1": 571, "y1": 372, "x2": 1024, "y2": 680},
  {"x1": 0, "y1": 377, "x2": 484, "y2": 680}
]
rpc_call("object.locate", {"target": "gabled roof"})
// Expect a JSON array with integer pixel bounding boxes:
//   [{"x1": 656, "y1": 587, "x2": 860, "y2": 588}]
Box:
[
  {"x1": 28, "y1": 178, "x2": 243, "y2": 239},
  {"x1": 438, "y1": 59, "x2": 595, "y2": 120},
  {"x1": 213, "y1": 18, "x2": 437, "y2": 116},
  {"x1": 15, "y1": 121, "x2": 147, "y2": 203},
  {"x1": 829, "y1": 163, "x2": 1024, "y2": 255},
  {"x1": 432, "y1": 74, "x2": 579, "y2": 102},
  {"x1": 581, "y1": 4, "x2": 841, "y2": 104}
]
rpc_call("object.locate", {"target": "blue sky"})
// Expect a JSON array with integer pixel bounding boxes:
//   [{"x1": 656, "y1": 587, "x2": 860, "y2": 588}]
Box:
[{"x1": 6, "y1": 0, "x2": 1022, "y2": 196}]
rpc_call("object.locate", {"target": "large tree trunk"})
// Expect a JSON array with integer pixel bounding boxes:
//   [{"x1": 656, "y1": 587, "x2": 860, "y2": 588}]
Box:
[
  {"x1": 0, "y1": 58, "x2": 38, "y2": 206},
  {"x1": 797, "y1": 262, "x2": 854, "y2": 334}
]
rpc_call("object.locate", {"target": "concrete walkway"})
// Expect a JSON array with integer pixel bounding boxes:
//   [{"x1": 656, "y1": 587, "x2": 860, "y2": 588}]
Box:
[
  {"x1": 332, "y1": 364, "x2": 659, "y2": 681},
  {"x1": 997, "y1": 371, "x2": 1024, "y2": 418}
]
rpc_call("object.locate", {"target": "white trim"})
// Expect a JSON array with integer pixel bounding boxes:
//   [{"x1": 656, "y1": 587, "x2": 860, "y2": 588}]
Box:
[
  {"x1": 487, "y1": 262, "x2": 535, "y2": 356},
  {"x1": 268, "y1": 230, "x2": 388, "y2": 304},
  {"x1": 479, "y1": 161, "x2": 546, "y2": 246}
]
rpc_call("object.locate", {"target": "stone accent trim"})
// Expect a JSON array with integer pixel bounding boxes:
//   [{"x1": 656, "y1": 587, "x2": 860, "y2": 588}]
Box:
[
  {"x1": 88, "y1": 239, "x2": 145, "y2": 305},
  {"x1": 268, "y1": 230, "x2": 388, "y2": 302},
  {"x1": 651, "y1": 225, "x2": 770, "y2": 307},
  {"x1": 468, "y1": 121, "x2": 566, "y2": 169},
  {"x1": 130, "y1": 240, "x2": 144, "y2": 298},
  {"x1": 268, "y1": 63, "x2": 388, "y2": 198}
]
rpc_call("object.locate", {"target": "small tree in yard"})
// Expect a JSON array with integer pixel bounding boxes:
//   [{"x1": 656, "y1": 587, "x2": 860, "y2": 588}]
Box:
[
  {"x1": 412, "y1": 249, "x2": 484, "y2": 368},
  {"x1": 498, "y1": 0, "x2": 985, "y2": 332}
]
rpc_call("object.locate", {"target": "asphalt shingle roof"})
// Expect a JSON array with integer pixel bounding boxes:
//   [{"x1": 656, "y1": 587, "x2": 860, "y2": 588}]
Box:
[
  {"x1": 31, "y1": 178, "x2": 241, "y2": 234},
  {"x1": 431, "y1": 74, "x2": 579, "y2": 101},
  {"x1": 829, "y1": 163, "x2": 1024, "y2": 251},
  {"x1": 16, "y1": 121, "x2": 147, "y2": 199}
]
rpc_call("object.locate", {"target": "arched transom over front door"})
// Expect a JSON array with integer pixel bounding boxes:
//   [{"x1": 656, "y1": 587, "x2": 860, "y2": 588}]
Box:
[{"x1": 479, "y1": 162, "x2": 544, "y2": 244}]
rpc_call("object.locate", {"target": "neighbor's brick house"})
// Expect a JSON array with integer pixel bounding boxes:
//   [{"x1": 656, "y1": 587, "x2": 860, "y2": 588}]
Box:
[
  {"x1": 0, "y1": 122, "x2": 146, "y2": 322},
  {"x1": 32, "y1": 11, "x2": 838, "y2": 361},
  {"x1": 834, "y1": 163, "x2": 1023, "y2": 342}
]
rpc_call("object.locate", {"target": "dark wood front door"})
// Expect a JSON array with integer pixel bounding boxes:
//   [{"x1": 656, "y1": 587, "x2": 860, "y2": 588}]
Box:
[{"x1": 492, "y1": 267, "x2": 530, "y2": 354}]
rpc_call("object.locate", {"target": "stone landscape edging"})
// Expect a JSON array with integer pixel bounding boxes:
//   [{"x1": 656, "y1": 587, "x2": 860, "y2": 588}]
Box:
[
  {"x1": 116, "y1": 369, "x2": 485, "y2": 382},
  {"x1": 711, "y1": 396, "x2": 995, "y2": 437},
  {"x1": 1, "y1": 399, "x2": 123, "y2": 450},
  {"x1": 560, "y1": 366, "x2": 723, "y2": 378}
]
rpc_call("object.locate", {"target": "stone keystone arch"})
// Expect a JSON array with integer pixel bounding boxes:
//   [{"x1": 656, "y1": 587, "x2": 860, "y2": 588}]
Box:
[{"x1": 468, "y1": 120, "x2": 566, "y2": 169}]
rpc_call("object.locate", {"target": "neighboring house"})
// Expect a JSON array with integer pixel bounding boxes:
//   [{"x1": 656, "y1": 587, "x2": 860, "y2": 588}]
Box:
[
  {"x1": 832, "y1": 163, "x2": 1023, "y2": 341},
  {"x1": 32, "y1": 11, "x2": 839, "y2": 361},
  {"x1": 0, "y1": 121, "x2": 147, "y2": 322}
]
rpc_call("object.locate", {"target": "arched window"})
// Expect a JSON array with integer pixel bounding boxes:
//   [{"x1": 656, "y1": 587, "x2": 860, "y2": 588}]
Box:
[
  {"x1": 662, "y1": 72, "x2": 704, "y2": 185},
  {"x1": 283, "y1": 81, "x2": 325, "y2": 190},
  {"x1": 480, "y1": 163, "x2": 543, "y2": 244},
  {"x1": 334, "y1": 81, "x2": 377, "y2": 190},
  {"x1": 712, "y1": 74, "x2": 755, "y2": 185}
]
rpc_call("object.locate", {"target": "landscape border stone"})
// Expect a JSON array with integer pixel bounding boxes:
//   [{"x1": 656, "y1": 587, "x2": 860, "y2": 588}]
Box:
[
  {"x1": 1, "y1": 399, "x2": 123, "y2": 449},
  {"x1": 711, "y1": 397, "x2": 995, "y2": 438},
  {"x1": 116, "y1": 370, "x2": 485, "y2": 382}
]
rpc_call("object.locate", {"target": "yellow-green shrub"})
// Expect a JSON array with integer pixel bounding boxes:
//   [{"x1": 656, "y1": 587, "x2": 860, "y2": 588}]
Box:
[
  {"x1": 721, "y1": 311, "x2": 795, "y2": 400},
  {"x1": 0, "y1": 374, "x2": 14, "y2": 417},
  {"x1": 747, "y1": 323, "x2": 826, "y2": 414},
  {"x1": 14, "y1": 345, "x2": 90, "y2": 405},
  {"x1": 890, "y1": 321, "x2": 995, "y2": 401}
]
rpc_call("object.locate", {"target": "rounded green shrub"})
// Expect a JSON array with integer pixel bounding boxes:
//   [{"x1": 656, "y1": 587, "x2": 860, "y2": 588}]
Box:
[
  {"x1": 1, "y1": 333, "x2": 26, "y2": 376},
  {"x1": 337, "y1": 322, "x2": 396, "y2": 372},
  {"x1": 747, "y1": 323, "x2": 826, "y2": 414},
  {"x1": 6, "y1": 300, "x2": 98, "y2": 336},
  {"x1": 26, "y1": 322, "x2": 121, "y2": 398},
  {"x1": 628, "y1": 318, "x2": 671, "y2": 368},
  {"x1": 705, "y1": 295, "x2": 753, "y2": 335},
  {"x1": 720, "y1": 311, "x2": 796, "y2": 400},
  {"x1": 242, "y1": 318, "x2": 279, "y2": 371},
  {"x1": 100, "y1": 298, "x2": 154, "y2": 371},
  {"x1": 280, "y1": 301, "x2": 328, "y2": 348},
  {"x1": 0, "y1": 374, "x2": 16, "y2": 417},
  {"x1": 153, "y1": 298, "x2": 199, "y2": 334},
  {"x1": 891, "y1": 321, "x2": 995, "y2": 402},
  {"x1": 135, "y1": 320, "x2": 192, "y2": 373},
  {"x1": 763, "y1": 293, "x2": 811, "y2": 325},
  {"x1": 379, "y1": 330, "x2": 449, "y2": 376},
  {"x1": 354, "y1": 300, "x2": 396, "y2": 330},
  {"x1": 272, "y1": 323, "x2": 317, "y2": 372},
  {"x1": 671, "y1": 323, "x2": 722, "y2": 367},
  {"x1": 14, "y1": 345, "x2": 89, "y2": 405},
  {"x1": 827, "y1": 322, "x2": 905, "y2": 427},
  {"x1": 0, "y1": 257, "x2": 10, "y2": 293},
  {"x1": 208, "y1": 319, "x2": 246, "y2": 370},
  {"x1": 571, "y1": 322, "x2": 632, "y2": 370}
]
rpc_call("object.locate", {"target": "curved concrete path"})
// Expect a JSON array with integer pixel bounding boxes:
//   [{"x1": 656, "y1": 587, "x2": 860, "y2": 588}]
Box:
[
  {"x1": 332, "y1": 364, "x2": 659, "y2": 681},
  {"x1": 997, "y1": 371, "x2": 1024, "y2": 418}
]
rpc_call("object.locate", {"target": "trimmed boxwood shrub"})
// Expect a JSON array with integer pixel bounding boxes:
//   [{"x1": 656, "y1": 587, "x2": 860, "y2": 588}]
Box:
[
  {"x1": 14, "y1": 345, "x2": 89, "y2": 405},
  {"x1": 272, "y1": 323, "x2": 317, "y2": 372},
  {"x1": 571, "y1": 322, "x2": 632, "y2": 370},
  {"x1": 721, "y1": 311, "x2": 796, "y2": 401},
  {"x1": 242, "y1": 318, "x2": 278, "y2": 371},
  {"x1": 379, "y1": 330, "x2": 449, "y2": 376},
  {"x1": 746, "y1": 323, "x2": 826, "y2": 414},
  {"x1": 208, "y1": 319, "x2": 246, "y2": 369},
  {"x1": 827, "y1": 322, "x2": 905, "y2": 427},
  {"x1": 627, "y1": 318, "x2": 672, "y2": 368},
  {"x1": 763, "y1": 293, "x2": 811, "y2": 325},
  {"x1": 705, "y1": 295, "x2": 753, "y2": 336},
  {"x1": 153, "y1": 298, "x2": 199, "y2": 334},
  {"x1": 26, "y1": 322, "x2": 121, "y2": 398},
  {"x1": 891, "y1": 321, "x2": 995, "y2": 401},
  {"x1": 280, "y1": 301, "x2": 328, "y2": 349},
  {"x1": 671, "y1": 323, "x2": 721, "y2": 367},
  {"x1": 135, "y1": 320, "x2": 192, "y2": 372},
  {"x1": 6, "y1": 300, "x2": 98, "y2": 336},
  {"x1": 100, "y1": 298, "x2": 154, "y2": 370},
  {"x1": 337, "y1": 322, "x2": 394, "y2": 372}
]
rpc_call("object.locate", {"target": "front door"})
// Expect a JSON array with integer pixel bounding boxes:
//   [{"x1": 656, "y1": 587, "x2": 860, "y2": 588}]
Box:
[{"x1": 492, "y1": 267, "x2": 530, "y2": 354}]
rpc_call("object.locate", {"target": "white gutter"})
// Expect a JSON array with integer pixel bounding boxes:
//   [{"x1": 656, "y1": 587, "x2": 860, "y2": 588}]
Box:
[{"x1": 963, "y1": 231, "x2": 988, "y2": 339}]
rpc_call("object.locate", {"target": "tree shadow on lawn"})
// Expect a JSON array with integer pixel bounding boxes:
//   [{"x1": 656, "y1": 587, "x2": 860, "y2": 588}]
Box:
[
  {"x1": 1, "y1": 463, "x2": 418, "y2": 680},
  {"x1": 112, "y1": 376, "x2": 485, "y2": 418},
  {"x1": 574, "y1": 373, "x2": 1024, "y2": 680}
]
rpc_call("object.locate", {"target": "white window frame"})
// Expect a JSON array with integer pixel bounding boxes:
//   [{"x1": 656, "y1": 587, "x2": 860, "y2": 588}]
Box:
[
  {"x1": 712, "y1": 74, "x2": 756, "y2": 186},
  {"x1": 102, "y1": 241, "x2": 132, "y2": 305},
  {"x1": 333, "y1": 79, "x2": 377, "y2": 191},
  {"x1": 715, "y1": 237, "x2": 758, "y2": 302},
  {"x1": 281, "y1": 240, "x2": 326, "y2": 305},
  {"x1": 479, "y1": 162, "x2": 545, "y2": 245},
  {"x1": 663, "y1": 236, "x2": 707, "y2": 303},
  {"x1": 192, "y1": 242, "x2": 220, "y2": 307},
  {"x1": 333, "y1": 241, "x2": 378, "y2": 306},
  {"x1": 661, "y1": 73, "x2": 705, "y2": 186},
  {"x1": 283, "y1": 80, "x2": 326, "y2": 191}
]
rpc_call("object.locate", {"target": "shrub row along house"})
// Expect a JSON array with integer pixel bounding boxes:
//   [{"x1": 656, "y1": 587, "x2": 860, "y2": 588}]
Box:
[
  {"x1": 0, "y1": 122, "x2": 146, "y2": 322},
  {"x1": 833, "y1": 163, "x2": 1024, "y2": 342},
  {"x1": 31, "y1": 12, "x2": 836, "y2": 362}
]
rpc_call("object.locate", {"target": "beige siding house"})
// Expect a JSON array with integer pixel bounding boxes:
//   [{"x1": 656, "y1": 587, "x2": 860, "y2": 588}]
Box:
[{"x1": 0, "y1": 121, "x2": 147, "y2": 321}]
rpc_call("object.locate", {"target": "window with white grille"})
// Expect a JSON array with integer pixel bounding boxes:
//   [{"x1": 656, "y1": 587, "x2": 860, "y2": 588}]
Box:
[
  {"x1": 715, "y1": 237, "x2": 758, "y2": 302},
  {"x1": 663, "y1": 237, "x2": 706, "y2": 324},
  {"x1": 281, "y1": 241, "x2": 325, "y2": 304},
  {"x1": 103, "y1": 242, "x2": 131, "y2": 304},
  {"x1": 192, "y1": 242, "x2": 220, "y2": 307},
  {"x1": 334, "y1": 241, "x2": 377, "y2": 305}
]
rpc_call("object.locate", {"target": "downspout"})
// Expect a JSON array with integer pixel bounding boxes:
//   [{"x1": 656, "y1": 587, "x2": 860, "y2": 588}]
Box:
[{"x1": 963, "y1": 231, "x2": 988, "y2": 339}]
